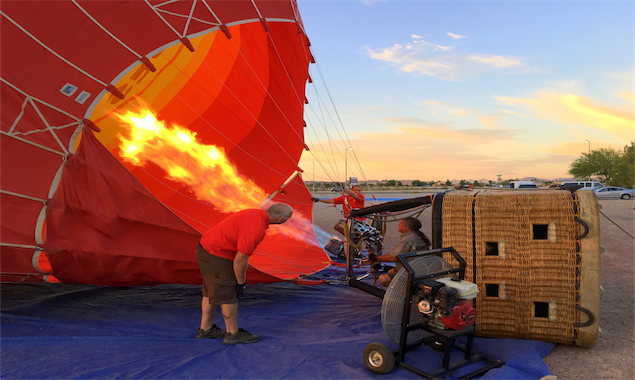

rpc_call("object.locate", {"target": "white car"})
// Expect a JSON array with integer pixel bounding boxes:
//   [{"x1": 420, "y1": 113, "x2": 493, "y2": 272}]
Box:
[{"x1": 593, "y1": 187, "x2": 635, "y2": 200}]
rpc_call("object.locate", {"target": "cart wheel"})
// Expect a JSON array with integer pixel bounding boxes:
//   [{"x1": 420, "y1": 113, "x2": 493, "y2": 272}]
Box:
[
  {"x1": 431, "y1": 340, "x2": 446, "y2": 352},
  {"x1": 363, "y1": 342, "x2": 395, "y2": 374}
]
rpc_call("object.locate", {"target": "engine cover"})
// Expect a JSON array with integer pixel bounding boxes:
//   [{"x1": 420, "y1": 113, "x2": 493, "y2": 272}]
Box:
[{"x1": 440, "y1": 301, "x2": 477, "y2": 330}]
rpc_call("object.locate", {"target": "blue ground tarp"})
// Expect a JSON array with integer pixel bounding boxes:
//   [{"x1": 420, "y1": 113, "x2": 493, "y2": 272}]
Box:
[{"x1": 1, "y1": 277, "x2": 553, "y2": 379}]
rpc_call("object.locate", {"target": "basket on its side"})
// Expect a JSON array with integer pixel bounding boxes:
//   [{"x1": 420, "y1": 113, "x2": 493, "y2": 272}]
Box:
[{"x1": 434, "y1": 189, "x2": 600, "y2": 346}]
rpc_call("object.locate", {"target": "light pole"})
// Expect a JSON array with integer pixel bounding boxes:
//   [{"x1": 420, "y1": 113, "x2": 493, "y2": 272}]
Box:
[
  {"x1": 308, "y1": 160, "x2": 315, "y2": 192},
  {"x1": 344, "y1": 147, "x2": 352, "y2": 187},
  {"x1": 584, "y1": 140, "x2": 591, "y2": 180}
]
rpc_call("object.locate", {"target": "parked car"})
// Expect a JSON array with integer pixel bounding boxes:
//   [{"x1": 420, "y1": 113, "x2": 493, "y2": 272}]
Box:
[
  {"x1": 561, "y1": 181, "x2": 604, "y2": 189},
  {"x1": 593, "y1": 187, "x2": 635, "y2": 200},
  {"x1": 509, "y1": 181, "x2": 539, "y2": 189}
]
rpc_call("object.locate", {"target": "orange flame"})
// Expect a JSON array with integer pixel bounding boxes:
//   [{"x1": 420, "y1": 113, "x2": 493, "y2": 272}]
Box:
[
  {"x1": 116, "y1": 107, "x2": 266, "y2": 213},
  {"x1": 115, "y1": 106, "x2": 328, "y2": 248}
]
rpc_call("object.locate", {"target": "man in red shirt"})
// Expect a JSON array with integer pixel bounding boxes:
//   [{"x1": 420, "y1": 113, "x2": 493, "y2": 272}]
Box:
[
  {"x1": 315, "y1": 185, "x2": 365, "y2": 219},
  {"x1": 195, "y1": 202, "x2": 293, "y2": 345}
]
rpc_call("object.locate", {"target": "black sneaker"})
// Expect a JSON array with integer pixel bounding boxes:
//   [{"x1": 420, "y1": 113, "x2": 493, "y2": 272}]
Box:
[
  {"x1": 222, "y1": 328, "x2": 261, "y2": 345},
  {"x1": 195, "y1": 324, "x2": 226, "y2": 339}
]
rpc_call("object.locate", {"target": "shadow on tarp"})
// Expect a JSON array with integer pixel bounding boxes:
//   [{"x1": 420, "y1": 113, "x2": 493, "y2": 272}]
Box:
[{"x1": 1, "y1": 281, "x2": 553, "y2": 379}]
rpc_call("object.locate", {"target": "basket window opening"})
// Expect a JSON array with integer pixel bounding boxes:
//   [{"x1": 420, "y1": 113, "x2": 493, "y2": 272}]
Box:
[
  {"x1": 534, "y1": 302, "x2": 549, "y2": 318},
  {"x1": 485, "y1": 284, "x2": 499, "y2": 297},
  {"x1": 533, "y1": 224, "x2": 549, "y2": 240},
  {"x1": 485, "y1": 242, "x2": 499, "y2": 256}
]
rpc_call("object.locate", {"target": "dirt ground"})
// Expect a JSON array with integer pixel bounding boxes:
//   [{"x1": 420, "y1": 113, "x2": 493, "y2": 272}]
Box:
[{"x1": 310, "y1": 190, "x2": 635, "y2": 380}]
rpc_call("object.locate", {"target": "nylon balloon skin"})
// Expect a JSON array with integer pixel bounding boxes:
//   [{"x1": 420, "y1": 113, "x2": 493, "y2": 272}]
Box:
[{"x1": 0, "y1": 1, "x2": 328, "y2": 285}]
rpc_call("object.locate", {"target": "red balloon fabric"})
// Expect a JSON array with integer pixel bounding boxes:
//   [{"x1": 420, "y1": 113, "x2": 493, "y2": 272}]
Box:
[{"x1": 1, "y1": 0, "x2": 328, "y2": 285}]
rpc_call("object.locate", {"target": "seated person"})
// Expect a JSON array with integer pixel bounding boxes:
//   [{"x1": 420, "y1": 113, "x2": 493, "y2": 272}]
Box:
[{"x1": 371, "y1": 217, "x2": 431, "y2": 287}]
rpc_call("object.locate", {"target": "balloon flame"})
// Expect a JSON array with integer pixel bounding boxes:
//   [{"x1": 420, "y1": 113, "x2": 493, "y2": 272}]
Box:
[
  {"x1": 116, "y1": 107, "x2": 266, "y2": 213},
  {"x1": 115, "y1": 106, "x2": 325, "y2": 247}
]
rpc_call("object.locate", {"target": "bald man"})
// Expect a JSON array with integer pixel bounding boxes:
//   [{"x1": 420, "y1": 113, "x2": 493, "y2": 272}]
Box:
[{"x1": 195, "y1": 203, "x2": 293, "y2": 344}]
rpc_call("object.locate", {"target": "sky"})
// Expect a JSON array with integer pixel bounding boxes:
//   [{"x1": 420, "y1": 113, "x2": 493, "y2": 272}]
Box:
[{"x1": 295, "y1": 1, "x2": 634, "y2": 183}]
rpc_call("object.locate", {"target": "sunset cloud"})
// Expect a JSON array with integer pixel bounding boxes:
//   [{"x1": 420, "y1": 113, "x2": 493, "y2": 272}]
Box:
[
  {"x1": 468, "y1": 55, "x2": 522, "y2": 68},
  {"x1": 417, "y1": 100, "x2": 468, "y2": 117},
  {"x1": 448, "y1": 32, "x2": 466, "y2": 39},
  {"x1": 367, "y1": 36, "x2": 525, "y2": 80},
  {"x1": 479, "y1": 115, "x2": 502, "y2": 129},
  {"x1": 499, "y1": 109, "x2": 525, "y2": 117},
  {"x1": 375, "y1": 115, "x2": 519, "y2": 145},
  {"x1": 379, "y1": 116, "x2": 452, "y2": 129},
  {"x1": 308, "y1": 126, "x2": 564, "y2": 181},
  {"x1": 544, "y1": 141, "x2": 626, "y2": 156},
  {"x1": 496, "y1": 92, "x2": 634, "y2": 139},
  {"x1": 616, "y1": 93, "x2": 634, "y2": 101}
]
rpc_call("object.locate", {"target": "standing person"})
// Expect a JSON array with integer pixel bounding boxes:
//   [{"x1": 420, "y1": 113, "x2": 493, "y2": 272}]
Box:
[
  {"x1": 314, "y1": 185, "x2": 365, "y2": 219},
  {"x1": 195, "y1": 202, "x2": 293, "y2": 345},
  {"x1": 369, "y1": 217, "x2": 431, "y2": 287}
]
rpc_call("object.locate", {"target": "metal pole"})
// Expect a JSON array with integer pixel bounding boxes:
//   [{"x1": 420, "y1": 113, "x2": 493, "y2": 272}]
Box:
[
  {"x1": 345, "y1": 148, "x2": 348, "y2": 187},
  {"x1": 585, "y1": 140, "x2": 591, "y2": 180},
  {"x1": 310, "y1": 161, "x2": 315, "y2": 192},
  {"x1": 344, "y1": 147, "x2": 351, "y2": 187}
]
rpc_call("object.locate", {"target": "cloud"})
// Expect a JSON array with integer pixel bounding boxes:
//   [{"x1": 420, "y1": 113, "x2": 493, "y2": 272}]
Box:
[
  {"x1": 496, "y1": 92, "x2": 634, "y2": 139},
  {"x1": 479, "y1": 115, "x2": 501, "y2": 129},
  {"x1": 499, "y1": 109, "x2": 525, "y2": 117},
  {"x1": 468, "y1": 55, "x2": 522, "y2": 68},
  {"x1": 417, "y1": 100, "x2": 468, "y2": 117},
  {"x1": 616, "y1": 93, "x2": 634, "y2": 101},
  {"x1": 398, "y1": 126, "x2": 519, "y2": 144},
  {"x1": 360, "y1": 0, "x2": 389, "y2": 4},
  {"x1": 315, "y1": 128, "x2": 566, "y2": 181},
  {"x1": 366, "y1": 36, "x2": 525, "y2": 81},
  {"x1": 374, "y1": 115, "x2": 519, "y2": 145},
  {"x1": 451, "y1": 109, "x2": 468, "y2": 117},
  {"x1": 545, "y1": 141, "x2": 628, "y2": 156},
  {"x1": 379, "y1": 116, "x2": 452, "y2": 129},
  {"x1": 303, "y1": 115, "x2": 575, "y2": 181},
  {"x1": 448, "y1": 32, "x2": 466, "y2": 39}
]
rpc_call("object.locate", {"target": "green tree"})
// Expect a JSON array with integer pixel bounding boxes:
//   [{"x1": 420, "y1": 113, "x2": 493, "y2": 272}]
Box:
[
  {"x1": 412, "y1": 180, "x2": 422, "y2": 186},
  {"x1": 385, "y1": 180, "x2": 397, "y2": 186},
  {"x1": 569, "y1": 148, "x2": 619, "y2": 183},
  {"x1": 445, "y1": 179, "x2": 452, "y2": 186},
  {"x1": 459, "y1": 179, "x2": 467, "y2": 186},
  {"x1": 609, "y1": 142, "x2": 634, "y2": 188},
  {"x1": 473, "y1": 180, "x2": 481, "y2": 187}
]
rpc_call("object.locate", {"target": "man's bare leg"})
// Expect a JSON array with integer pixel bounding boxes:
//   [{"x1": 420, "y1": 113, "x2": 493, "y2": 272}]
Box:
[
  {"x1": 221, "y1": 303, "x2": 238, "y2": 334},
  {"x1": 379, "y1": 273, "x2": 391, "y2": 287},
  {"x1": 200, "y1": 296, "x2": 215, "y2": 330}
]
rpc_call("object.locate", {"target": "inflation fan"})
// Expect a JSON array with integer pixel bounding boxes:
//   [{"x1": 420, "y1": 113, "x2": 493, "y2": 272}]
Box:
[{"x1": 362, "y1": 248, "x2": 505, "y2": 378}]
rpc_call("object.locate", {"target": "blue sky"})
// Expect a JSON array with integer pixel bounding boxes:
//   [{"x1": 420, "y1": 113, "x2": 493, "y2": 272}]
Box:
[{"x1": 296, "y1": 1, "x2": 634, "y2": 183}]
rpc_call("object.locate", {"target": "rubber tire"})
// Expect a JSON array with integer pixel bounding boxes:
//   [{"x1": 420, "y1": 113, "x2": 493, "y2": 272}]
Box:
[
  {"x1": 363, "y1": 342, "x2": 395, "y2": 374},
  {"x1": 621, "y1": 194, "x2": 631, "y2": 200},
  {"x1": 431, "y1": 340, "x2": 446, "y2": 352}
]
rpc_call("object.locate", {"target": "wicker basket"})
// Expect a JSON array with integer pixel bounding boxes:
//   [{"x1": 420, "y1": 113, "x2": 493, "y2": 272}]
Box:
[{"x1": 434, "y1": 189, "x2": 600, "y2": 346}]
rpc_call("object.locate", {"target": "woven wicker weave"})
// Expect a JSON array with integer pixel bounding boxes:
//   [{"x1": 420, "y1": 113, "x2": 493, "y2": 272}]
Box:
[{"x1": 439, "y1": 189, "x2": 598, "y2": 346}]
